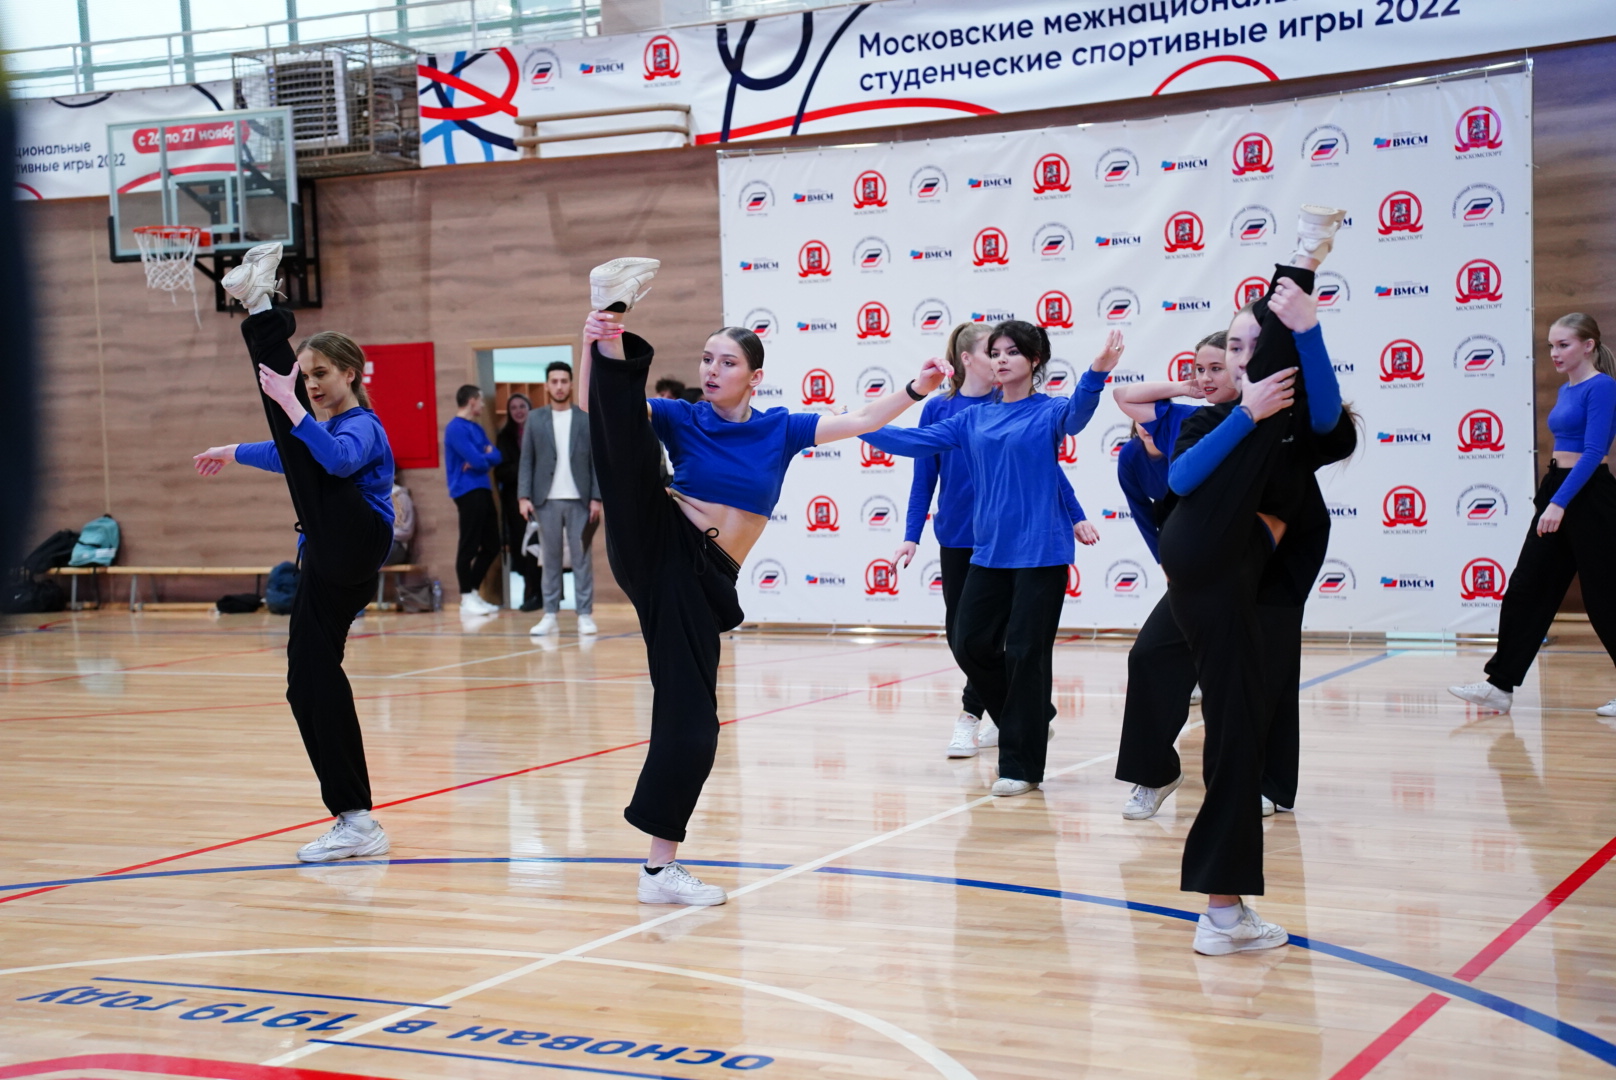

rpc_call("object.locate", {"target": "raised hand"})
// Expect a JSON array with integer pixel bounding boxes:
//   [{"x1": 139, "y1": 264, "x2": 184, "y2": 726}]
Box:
[
  {"x1": 583, "y1": 310, "x2": 624, "y2": 347},
  {"x1": 1268, "y1": 278, "x2": 1318, "y2": 333},
  {"x1": 257, "y1": 363, "x2": 300, "y2": 411},
  {"x1": 1091, "y1": 330, "x2": 1125, "y2": 372},
  {"x1": 1242, "y1": 366, "x2": 1297, "y2": 421},
  {"x1": 913, "y1": 356, "x2": 952, "y2": 395}
]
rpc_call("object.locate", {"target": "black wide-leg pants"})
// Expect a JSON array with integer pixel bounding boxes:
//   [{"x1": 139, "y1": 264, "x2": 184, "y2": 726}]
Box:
[
  {"x1": 454, "y1": 487, "x2": 501, "y2": 595},
  {"x1": 589, "y1": 334, "x2": 744, "y2": 843},
  {"x1": 1115, "y1": 594, "x2": 1199, "y2": 789},
  {"x1": 1486, "y1": 465, "x2": 1616, "y2": 692},
  {"x1": 953, "y1": 564, "x2": 1067, "y2": 783},
  {"x1": 242, "y1": 307, "x2": 391, "y2": 816},
  {"x1": 939, "y1": 545, "x2": 986, "y2": 719}
]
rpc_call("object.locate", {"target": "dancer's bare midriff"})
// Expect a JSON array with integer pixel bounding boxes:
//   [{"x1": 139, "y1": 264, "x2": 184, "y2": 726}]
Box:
[
  {"x1": 670, "y1": 490, "x2": 766, "y2": 564},
  {"x1": 1552, "y1": 451, "x2": 1608, "y2": 469}
]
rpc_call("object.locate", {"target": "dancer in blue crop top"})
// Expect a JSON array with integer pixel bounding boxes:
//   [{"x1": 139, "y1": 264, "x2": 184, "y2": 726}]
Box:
[
  {"x1": 865, "y1": 320, "x2": 1123, "y2": 801},
  {"x1": 192, "y1": 243, "x2": 396, "y2": 865},
  {"x1": 577, "y1": 256, "x2": 951, "y2": 907},
  {"x1": 1452, "y1": 313, "x2": 1616, "y2": 717}
]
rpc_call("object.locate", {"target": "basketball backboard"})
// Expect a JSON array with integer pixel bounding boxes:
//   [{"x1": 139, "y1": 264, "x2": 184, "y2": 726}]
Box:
[{"x1": 107, "y1": 107, "x2": 300, "y2": 262}]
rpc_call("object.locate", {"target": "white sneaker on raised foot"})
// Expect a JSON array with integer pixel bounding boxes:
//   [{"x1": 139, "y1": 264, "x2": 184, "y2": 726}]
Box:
[
  {"x1": 296, "y1": 812, "x2": 390, "y2": 863},
  {"x1": 637, "y1": 861, "x2": 726, "y2": 906},
  {"x1": 1193, "y1": 902, "x2": 1289, "y2": 956},
  {"x1": 947, "y1": 713, "x2": 981, "y2": 758},
  {"x1": 529, "y1": 613, "x2": 558, "y2": 636},
  {"x1": 976, "y1": 717, "x2": 999, "y2": 748},
  {"x1": 1123, "y1": 773, "x2": 1183, "y2": 820},
  {"x1": 1597, "y1": 699, "x2": 1616, "y2": 717},
  {"x1": 1261, "y1": 795, "x2": 1275, "y2": 818},
  {"x1": 590, "y1": 257, "x2": 660, "y2": 313},
  {"x1": 1449, "y1": 681, "x2": 1513, "y2": 713},
  {"x1": 991, "y1": 778, "x2": 1038, "y2": 797},
  {"x1": 576, "y1": 614, "x2": 598, "y2": 635},
  {"x1": 221, "y1": 241, "x2": 283, "y2": 310},
  {"x1": 460, "y1": 592, "x2": 498, "y2": 616},
  {"x1": 1291, "y1": 204, "x2": 1347, "y2": 265}
]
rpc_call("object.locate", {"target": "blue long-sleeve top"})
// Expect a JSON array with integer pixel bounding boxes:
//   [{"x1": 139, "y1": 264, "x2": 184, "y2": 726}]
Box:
[
  {"x1": 1169, "y1": 322, "x2": 1341, "y2": 496},
  {"x1": 867, "y1": 369, "x2": 1106, "y2": 568},
  {"x1": 236, "y1": 408, "x2": 396, "y2": 527},
  {"x1": 1547, "y1": 373, "x2": 1616, "y2": 507},
  {"x1": 903, "y1": 389, "x2": 1084, "y2": 546},
  {"x1": 444, "y1": 415, "x2": 502, "y2": 498}
]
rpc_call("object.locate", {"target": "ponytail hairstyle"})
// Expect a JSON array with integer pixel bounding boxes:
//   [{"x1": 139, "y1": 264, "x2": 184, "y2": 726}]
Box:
[
  {"x1": 1552, "y1": 313, "x2": 1616, "y2": 379},
  {"x1": 297, "y1": 331, "x2": 371, "y2": 409},
  {"x1": 708, "y1": 326, "x2": 766, "y2": 371},
  {"x1": 1195, "y1": 330, "x2": 1228, "y2": 353},
  {"x1": 943, "y1": 322, "x2": 992, "y2": 397},
  {"x1": 987, "y1": 319, "x2": 1053, "y2": 388}
]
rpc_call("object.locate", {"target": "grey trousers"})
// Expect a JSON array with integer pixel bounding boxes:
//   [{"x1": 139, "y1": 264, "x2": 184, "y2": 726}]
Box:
[{"x1": 536, "y1": 498, "x2": 594, "y2": 614}]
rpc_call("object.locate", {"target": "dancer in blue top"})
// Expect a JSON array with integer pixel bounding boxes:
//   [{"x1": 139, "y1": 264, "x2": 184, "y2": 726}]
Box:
[
  {"x1": 579, "y1": 257, "x2": 951, "y2": 906},
  {"x1": 866, "y1": 321, "x2": 1122, "y2": 797},
  {"x1": 1452, "y1": 313, "x2": 1616, "y2": 716},
  {"x1": 192, "y1": 242, "x2": 397, "y2": 864},
  {"x1": 444, "y1": 386, "x2": 503, "y2": 616},
  {"x1": 892, "y1": 322, "x2": 1098, "y2": 759}
]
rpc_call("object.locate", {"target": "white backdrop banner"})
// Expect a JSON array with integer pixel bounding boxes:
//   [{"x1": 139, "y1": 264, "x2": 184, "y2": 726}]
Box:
[
  {"x1": 414, "y1": 0, "x2": 1609, "y2": 163},
  {"x1": 718, "y1": 69, "x2": 1533, "y2": 632}
]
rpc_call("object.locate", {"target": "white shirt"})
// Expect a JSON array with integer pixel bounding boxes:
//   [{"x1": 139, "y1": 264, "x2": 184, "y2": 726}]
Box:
[{"x1": 547, "y1": 406, "x2": 581, "y2": 500}]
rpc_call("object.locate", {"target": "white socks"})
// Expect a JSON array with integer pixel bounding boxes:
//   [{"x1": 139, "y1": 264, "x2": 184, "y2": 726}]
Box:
[
  {"x1": 248, "y1": 294, "x2": 272, "y2": 314},
  {"x1": 1207, "y1": 902, "x2": 1243, "y2": 929},
  {"x1": 341, "y1": 809, "x2": 375, "y2": 829}
]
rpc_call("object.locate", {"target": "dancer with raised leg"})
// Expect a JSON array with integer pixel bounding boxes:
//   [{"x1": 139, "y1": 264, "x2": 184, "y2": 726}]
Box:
[
  {"x1": 579, "y1": 258, "x2": 950, "y2": 905},
  {"x1": 192, "y1": 242, "x2": 396, "y2": 863}
]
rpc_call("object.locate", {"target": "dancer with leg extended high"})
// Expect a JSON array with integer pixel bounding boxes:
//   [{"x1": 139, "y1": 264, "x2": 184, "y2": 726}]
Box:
[
  {"x1": 193, "y1": 243, "x2": 395, "y2": 862},
  {"x1": 580, "y1": 258, "x2": 951, "y2": 906},
  {"x1": 866, "y1": 322, "x2": 1121, "y2": 797},
  {"x1": 1451, "y1": 314, "x2": 1616, "y2": 715}
]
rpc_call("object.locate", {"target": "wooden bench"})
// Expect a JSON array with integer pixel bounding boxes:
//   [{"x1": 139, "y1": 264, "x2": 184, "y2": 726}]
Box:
[{"x1": 49, "y1": 565, "x2": 426, "y2": 611}]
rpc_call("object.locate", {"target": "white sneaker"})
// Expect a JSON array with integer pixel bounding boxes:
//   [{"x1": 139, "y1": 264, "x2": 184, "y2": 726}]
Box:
[
  {"x1": 460, "y1": 592, "x2": 498, "y2": 616},
  {"x1": 637, "y1": 861, "x2": 726, "y2": 906},
  {"x1": 530, "y1": 613, "x2": 558, "y2": 636},
  {"x1": 991, "y1": 778, "x2": 1038, "y2": 797},
  {"x1": 1123, "y1": 773, "x2": 1183, "y2": 820},
  {"x1": 1193, "y1": 902, "x2": 1289, "y2": 956},
  {"x1": 577, "y1": 614, "x2": 598, "y2": 635},
  {"x1": 296, "y1": 812, "x2": 390, "y2": 863},
  {"x1": 975, "y1": 717, "x2": 999, "y2": 748},
  {"x1": 1597, "y1": 699, "x2": 1616, "y2": 718},
  {"x1": 590, "y1": 257, "x2": 660, "y2": 312},
  {"x1": 221, "y1": 241, "x2": 283, "y2": 310},
  {"x1": 1449, "y1": 681, "x2": 1513, "y2": 713},
  {"x1": 947, "y1": 713, "x2": 981, "y2": 758},
  {"x1": 1261, "y1": 795, "x2": 1275, "y2": 818},
  {"x1": 1291, "y1": 204, "x2": 1347, "y2": 265}
]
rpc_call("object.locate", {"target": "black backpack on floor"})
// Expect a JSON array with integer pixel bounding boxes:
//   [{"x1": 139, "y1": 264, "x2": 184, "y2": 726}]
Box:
[{"x1": 1, "y1": 572, "x2": 66, "y2": 614}]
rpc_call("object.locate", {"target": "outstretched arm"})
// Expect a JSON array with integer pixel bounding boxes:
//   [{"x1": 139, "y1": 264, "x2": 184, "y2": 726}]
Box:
[
  {"x1": 1168, "y1": 368, "x2": 1295, "y2": 495},
  {"x1": 1268, "y1": 278, "x2": 1341, "y2": 433},
  {"x1": 863, "y1": 411, "x2": 968, "y2": 457},
  {"x1": 1113, "y1": 380, "x2": 1201, "y2": 424},
  {"x1": 195, "y1": 443, "x2": 252, "y2": 475},
  {"x1": 578, "y1": 309, "x2": 628, "y2": 415},
  {"x1": 815, "y1": 357, "x2": 952, "y2": 444}
]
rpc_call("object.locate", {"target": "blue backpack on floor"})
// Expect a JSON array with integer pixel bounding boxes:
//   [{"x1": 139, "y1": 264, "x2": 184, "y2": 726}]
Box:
[{"x1": 266, "y1": 561, "x2": 300, "y2": 614}]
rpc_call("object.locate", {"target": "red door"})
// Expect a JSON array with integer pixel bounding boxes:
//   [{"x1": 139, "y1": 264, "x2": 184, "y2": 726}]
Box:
[{"x1": 362, "y1": 342, "x2": 438, "y2": 470}]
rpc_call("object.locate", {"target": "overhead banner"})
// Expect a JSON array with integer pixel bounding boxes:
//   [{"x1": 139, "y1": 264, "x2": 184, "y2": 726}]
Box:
[
  {"x1": 718, "y1": 70, "x2": 1533, "y2": 633},
  {"x1": 417, "y1": 0, "x2": 1609, "y2": 163}
]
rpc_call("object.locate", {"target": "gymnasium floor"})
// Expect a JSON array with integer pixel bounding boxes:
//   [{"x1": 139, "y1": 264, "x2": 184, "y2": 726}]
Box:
[{"x1": 3, "y1": 608, "x2": 1615, "y2": 1080}]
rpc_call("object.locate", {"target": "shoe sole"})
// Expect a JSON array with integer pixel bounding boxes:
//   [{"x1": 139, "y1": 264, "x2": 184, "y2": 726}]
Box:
[
  {"x1": 991, "y1": 784, "x2": 1038, "y2": 797},
  {"x1": 1123, "y1": 776, "x2": 1184, "y2": 820},
  {"x1": 1194, "y1": 933, "x2": 1289, "y2": 956},
  {"x1": 637, "y1": 893, "x2": 727, "y2": 906},
  {"x1": 947, "y1": 745, "x2": 979, "y2": 758},
  {"x1": 297, "y1": 838, "x2": 390, "y2": 864},
  {"x1": 1448, "y1": 688, "x2": 1511, "y2": 712}
]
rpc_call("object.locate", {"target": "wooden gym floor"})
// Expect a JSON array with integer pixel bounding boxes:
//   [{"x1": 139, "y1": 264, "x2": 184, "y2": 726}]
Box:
[{"x1": 3, "y1": 607, "x2": 1616, "y2": 1080}]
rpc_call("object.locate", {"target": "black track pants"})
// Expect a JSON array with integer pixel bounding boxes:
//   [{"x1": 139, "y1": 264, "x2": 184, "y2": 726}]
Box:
[
  {"x1": 242, "y1": 307, "x2": 391, "y2": 817},
  {"x1": 1486, "y1": 465, "x2": 1616, "y2": 692},
  {"x1": 954, "y1": 564, "x2": 1067, "y2": 783},
  {"x1": 1115, "y1": 594, "x2": 1198, "y2": 789},
  {"x1": 454, "y1": 487, "x2": 500, "y2": 595},
  {"x1": 1257, "y1": 604, "x2": 1304, "y2": 809},
  {"x1": 590, "y1": 334, "x2": 744, "y2": 844},
  {"x1": 939, "y1": 545, "x2": 986, "y2": 719}
]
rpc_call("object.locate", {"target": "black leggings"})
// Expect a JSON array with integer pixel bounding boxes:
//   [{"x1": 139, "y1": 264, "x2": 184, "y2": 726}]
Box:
[
  {"x1": 954, "y1": 564, "x2": 1067, "y2": 783},
  {"x1": 454, "y1": 487, "x2": 501, "y2": 595},
  {"x1": 939, "y1": 545, "x2": 986, "y2": 719},
  {"x1": 1486, "y1": 465, "x2": 1616, "y2": 692},
  {"x1": 242, "y1": 307, "x2": 391, "y2": 817},
  {"x1": 589, "y1": 334, "x2": 744, "y2": 844}
]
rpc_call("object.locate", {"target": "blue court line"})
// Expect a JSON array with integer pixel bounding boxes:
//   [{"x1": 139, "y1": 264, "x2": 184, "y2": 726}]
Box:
[
  {"x1": 89, "y1": 975, "x2": 449, "y2": 1010},
  {"x1": 1299, "y1": 650, "x2": 1396, "y2": 689},
  {"x1": 306, "y1": 1040, "x2": 700, "y2": 1079}
]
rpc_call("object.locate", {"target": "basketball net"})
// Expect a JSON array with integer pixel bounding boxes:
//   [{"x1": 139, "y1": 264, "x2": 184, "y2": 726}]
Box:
[{"x1": 133, "y1": 225, "x2": 204, "y2": 326}]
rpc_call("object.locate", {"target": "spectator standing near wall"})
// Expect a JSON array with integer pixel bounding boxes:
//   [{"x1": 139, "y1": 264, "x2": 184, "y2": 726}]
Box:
[
  {"x1": 519, "y1": 361, "x2": 602, "y2": 637},
  {"x1": 496, "y1": 393, "x2": 542, "y2": 610},
  {"x1": 445, "y1": 384, "x2": 502, "y2": 617}
]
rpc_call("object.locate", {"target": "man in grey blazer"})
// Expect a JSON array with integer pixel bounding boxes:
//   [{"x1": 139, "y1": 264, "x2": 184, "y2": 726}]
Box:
[{"x1": 518, "y1": 360, "x2": 602, "y2": 635}]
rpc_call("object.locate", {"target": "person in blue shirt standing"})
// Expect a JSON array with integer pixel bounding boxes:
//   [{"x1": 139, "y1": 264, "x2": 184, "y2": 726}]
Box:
[
  {"x1": 894, "y1": 321, "x2": 1097, "y2": 759},
  {"x1": 192, "y1": 242, "x2": 396, "y2": 864},
  {"x1": 866, "y1": 321, "x2": 1121, "y2": 798},
  {"x1": 1452, "y1": 313, "x2": 1616, "y2": 716},
  {"x1": 445, "y1": 386, "x2": 503, "y2": 617}
]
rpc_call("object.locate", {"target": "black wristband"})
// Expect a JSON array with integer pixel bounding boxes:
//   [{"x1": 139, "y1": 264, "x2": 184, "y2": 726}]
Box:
[{"x1": 905, "y1": 380, "x2": 925, "y2": 401}]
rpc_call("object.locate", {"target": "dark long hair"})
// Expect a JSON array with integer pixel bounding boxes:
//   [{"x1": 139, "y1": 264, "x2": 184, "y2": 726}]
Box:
[{"x1": 987, "y1": 320, "x2": 1052, "y2": 388}]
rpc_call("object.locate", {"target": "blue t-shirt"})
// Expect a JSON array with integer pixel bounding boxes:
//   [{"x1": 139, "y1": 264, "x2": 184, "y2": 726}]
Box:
[
  {"x1": 236, "y1": 408, "x2": 396, "y2": 527},
  {"x1": 866, "y1": 370, "x2": 1107, "y2": 568},
  {"x1": 444, "y1": 416, "x2": 501, "y2": 499},
  {"x1": 650, "y1": 398, "x2": 821, "y2": 517},
  {"x1": 1546, "y1": 373, "x2": 1616, "y2": 507}
]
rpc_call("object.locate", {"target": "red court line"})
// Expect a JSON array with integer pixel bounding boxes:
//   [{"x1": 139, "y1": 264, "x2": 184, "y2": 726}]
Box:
[
  {"x1": 0, "y1": 1052, "x2": 392, "y2": 1079},
  {"x1": 0, "y1": 666, "x2": 953, "y2": 907},
  {"x1": 1330, "y1": 832, "x2": 1616, "y2": 1078}
]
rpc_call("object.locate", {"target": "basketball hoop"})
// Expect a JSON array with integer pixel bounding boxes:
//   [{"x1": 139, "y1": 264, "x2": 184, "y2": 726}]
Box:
[{"x1": 133, "y1": 225, "x2": 207, "y2": 325}]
